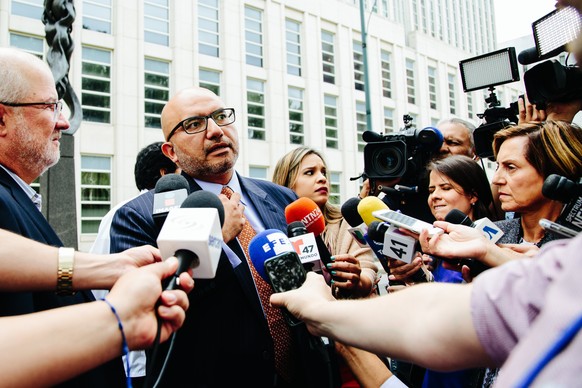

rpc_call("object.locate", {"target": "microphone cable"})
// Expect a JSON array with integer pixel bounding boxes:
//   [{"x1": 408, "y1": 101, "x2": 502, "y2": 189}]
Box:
[{"x1": 143, "y1": 311, "x2": 178, "y2": 388}]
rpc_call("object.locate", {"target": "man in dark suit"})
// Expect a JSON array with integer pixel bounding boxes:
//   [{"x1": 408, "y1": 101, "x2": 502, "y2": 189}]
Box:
[
  {"x1": 110, "y1": 87, "x2": 337, "y2": 387},
  {"x1": 0, "y1": 48, "x2": 126, "y2": 387}
]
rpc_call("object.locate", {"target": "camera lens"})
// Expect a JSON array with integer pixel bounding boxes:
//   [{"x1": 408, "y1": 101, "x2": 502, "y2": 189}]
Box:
[{"x1": 372, "y1": 147, "x2": 406, "y2": 177}]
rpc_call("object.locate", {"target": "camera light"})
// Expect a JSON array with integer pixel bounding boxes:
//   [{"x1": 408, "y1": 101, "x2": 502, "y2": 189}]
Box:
[
  {"x1": 533, "y1": 6, "x2": 582, "y2": 57},
  {"x1": 459, "y1": 47, "x2": 520, "y2": 92}
]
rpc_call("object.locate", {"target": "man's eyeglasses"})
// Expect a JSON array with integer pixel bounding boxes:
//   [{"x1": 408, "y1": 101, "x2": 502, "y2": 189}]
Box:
[
  {"x1": 1, "y1": 100, "x2": 64, "y2": 122},
  {"x1": 167, "y1": 108, "x2": 236, "y2": 141}
]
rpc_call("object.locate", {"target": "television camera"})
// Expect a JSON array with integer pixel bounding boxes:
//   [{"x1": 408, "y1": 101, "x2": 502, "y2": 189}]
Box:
[{"x1": 459, "y1": 6, "x2": 582, "y2": 160}]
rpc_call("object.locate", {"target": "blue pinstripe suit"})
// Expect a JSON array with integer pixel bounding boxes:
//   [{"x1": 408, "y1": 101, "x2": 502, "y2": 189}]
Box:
[
  {"x1": 110, "y1": 172, "x2": 300, "y2": 387},
  {"x1": 0, "y1": 167, "x2": 126, "y2": 388}
]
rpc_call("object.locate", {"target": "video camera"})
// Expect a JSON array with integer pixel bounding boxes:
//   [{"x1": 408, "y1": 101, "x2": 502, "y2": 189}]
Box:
[
  {"x1": 362, "y1": 115, "x2": 442, "y2": 183},
  {"x1": 362, "y1": 115, "x2": 443, "y2": 211},
  {"x1": 459, "y1": 6, "x2": 582, "y2": 160}
]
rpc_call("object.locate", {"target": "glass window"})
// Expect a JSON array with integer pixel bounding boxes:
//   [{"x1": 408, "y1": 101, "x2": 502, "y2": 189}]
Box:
[
  {"x1": 428, "y1": 66, "x2": 437, "y2": 110},
  {"x1": 406, "y1": 59, "x2": 416, "y2": 105},
  {"x1": 384, "y1": 107, "x2": 394, "y2": 133},
  {"x1": 356, "y1": 101, "x2": 366, "y2": 152},
  {"x1": 353, "y1": 41, "x2": 365, "y2": 91},
  {"x1": 199, "y1": 69, "x2": 221, "y2": 96},
  {"x1": 144, "y1": 0, "x2": 169, "y2": 46},
  {"x1": 381, "y1": 50, "x2": 392, "y2": 98},
  {"x1": 144, "y1": 58, "x2": 170, "y2": 129},
  {"x1": 83, "y1": 0, "x2": 112, "y2": 34},
  {"x1": 11, "y1": 0, "x2": 43, "y2": 19},
  {"x1": 321, "y1": 31, "x2": 335, "y2": 84},
  {"x1": 80, "y1": 155, "x2": 111, "y2": 234},
  {"x1": 448, "y1": 73, "x2": 456, "y2": 115},
  {"x1": 10, "y1": 33, "x2": 43, "y2": 59},
  {"x1": 249, "y1": 166, "x2": 267, "y2": 180},
  {"x1": 247, "y1": 78, "x2": 266, "y2": 141},
  {"x1": 82, "y1": 47, "x2": 112, "y2": 123},
  {"x1": 198, "y1": 0, "x2": 219, "y2": 57},
  {"x1": 245, "y1": 6, "x2": 263, "y2": 67},
  {"x1": 286, "y1": 19, "x2": 301, "y2": 76},
  {"x1": 288, "y1": 87, "x2": 304, "y2": 145},
  {"x1": 329, "y1": 172, "x2": 341, "y2": 205},
  {"x1": 467, "y1": 93, "x2": 474, "y2": 119},
  {"x1": 324, "y1": 94, "x2": 339, "y2": 149}
]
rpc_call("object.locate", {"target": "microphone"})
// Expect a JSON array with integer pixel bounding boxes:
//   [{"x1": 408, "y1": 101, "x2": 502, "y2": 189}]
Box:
[
  {"x1": 287, "y1": 221, "x2": 323, "y2": 272},
  {"x1": 518, "y1": 46, "x2": 565, "y2": 65},
  {"x1": 285, "y1": 197, "x2": 332, "y2": 266},
  {"x1": 357, "y1": 198, "x2": 424, "y2": 284},
  {"x1": 542, "y1": 174, "x2": 582, "y2": 203},
  {"x1": 444, "y1": 209, "x2": 504, "y2": 276},
  {"x1": 444, "y1": 209, "x2": 504, "y2": 243},
  {"x1": 156, "y1": 190, "x2": 225, "y2": 283},
  {"x1": 542, "y1": 174, "x2": 582, "y2": 233},
  {"x1": 153, "y1": 174, "x2": 190, "y2": 231},
  {"x1": 357, "y1": 196, "x2": 389, "y2": 226},
  {"x1": 367, "y1": 221, "x2": 430, "y2": 283},
  {"x1": 248, "y1": 229, "x2": 307, "y2": 326},
  {"x1": 340, "y1": 197, "x2": 369, "y2": 247}
]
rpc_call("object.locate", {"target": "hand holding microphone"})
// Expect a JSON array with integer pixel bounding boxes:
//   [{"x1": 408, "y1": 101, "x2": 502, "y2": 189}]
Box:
[
  {"x1": 248, "y1": 229, "x2": 307, "y2": 326},
  {"x1": 157, "y1": 190, "x2": 225, "y2": 285}
]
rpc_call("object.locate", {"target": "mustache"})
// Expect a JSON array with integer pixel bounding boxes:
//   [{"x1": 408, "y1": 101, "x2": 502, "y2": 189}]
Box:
[{"x1": 205, "y1": 140, "x2": 233, "y2": 154}]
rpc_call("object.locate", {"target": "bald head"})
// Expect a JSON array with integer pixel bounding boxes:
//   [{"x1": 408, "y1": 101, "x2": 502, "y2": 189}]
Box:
[
  {"x1": 0, "y1": 48, "x2": 54, "y2": 103},
  {"x1": 161, "y1": 87, "x2": 222, "y2": 141}
]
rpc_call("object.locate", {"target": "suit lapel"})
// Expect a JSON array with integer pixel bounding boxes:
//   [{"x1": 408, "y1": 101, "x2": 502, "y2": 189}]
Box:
[
  {"x1": 0, "y1": 168, "x2": 62, "y2": 245},
  {"x1": 181, "y1": 173, "x2": 268, "y2": 324},
  {"x1": 239, "y1": 175, "x2": 288, "y2": 230}
]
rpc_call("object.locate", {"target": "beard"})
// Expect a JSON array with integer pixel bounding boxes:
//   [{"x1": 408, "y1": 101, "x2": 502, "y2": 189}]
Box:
[
  {"x1": 13, "y1": 115, "x2": 60, "y2": 177},
  {"x1": 173, "y1": 140, "x2": 238, "y2": 179}
]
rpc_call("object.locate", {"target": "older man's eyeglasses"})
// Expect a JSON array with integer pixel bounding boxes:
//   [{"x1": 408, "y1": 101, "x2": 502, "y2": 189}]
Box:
[
  {"x1": 1, "y1": 100, "x2": 64, "y2": 122},
  {"x1": 167, "y1": 108, "x2": 235, "y2": 141}
]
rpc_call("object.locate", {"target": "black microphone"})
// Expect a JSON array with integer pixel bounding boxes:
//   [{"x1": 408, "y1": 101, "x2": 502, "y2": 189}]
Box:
[
  {"x1": 362, "y1": 130, "x2": 385, "y2": 143},
  {"x1": 249, "y1": 229, "x2": 306, "y2": 326},
  {"x1": 518, "y1": 46, "x2": 565, "y2": 65},
  {"x1": 157, "y1": 190, "x2": 225, "y2": 287},
  {"x1": 287, "y1": 221, "x2": 308, "y2": 237},
  {"x1": 444, "y1": 208, "x2": 475, "y2": 227},
  {"x1": 341, "y1": 197, "x2": 365, "y2": 228},
  {"x1": 542, "y1": 174, "x2": 582, "y2": 233},
  {"x1": 153, "y1": 174, "x2": 190, "y2": 231},
  {"x1": 443, "y1": 209, "x2": 495, "y2": 277},
  {"x1": 340, "y1": 197, "x2": 370, "y2": 248},
  {"x1": 542, "y1": 174, "x2": 582, "y2": 203}
]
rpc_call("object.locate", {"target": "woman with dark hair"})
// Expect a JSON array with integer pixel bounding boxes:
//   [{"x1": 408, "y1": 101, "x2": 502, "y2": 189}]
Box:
[{"x1": 425, "y1": 155, "x2": 499, "y2": 283}]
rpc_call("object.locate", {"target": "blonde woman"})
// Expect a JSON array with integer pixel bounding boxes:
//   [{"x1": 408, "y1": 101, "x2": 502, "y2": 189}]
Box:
[{"x1": 273, "y1": 147, "x2": 378, "y2": 298}]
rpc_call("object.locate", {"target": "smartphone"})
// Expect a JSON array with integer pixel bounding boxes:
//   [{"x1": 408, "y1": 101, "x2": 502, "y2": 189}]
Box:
[
  {"x1": 372, "y1": 209, "x2": 444, "y2": 236},
  {"x1": 264, "y1": 251, "x2": 307, "y2": 326},
  {"x1": 539, "y1": 218, "x2": 578, "y2": 238}
]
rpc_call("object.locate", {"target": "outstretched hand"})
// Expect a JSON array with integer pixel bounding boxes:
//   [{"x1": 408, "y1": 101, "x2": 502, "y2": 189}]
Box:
[
  {"x1": 270, "y1": 272, "x2": 334, "y2": 336},
  {"x1": 107, "y1": 257, "x2": 193, "y2": 350}
]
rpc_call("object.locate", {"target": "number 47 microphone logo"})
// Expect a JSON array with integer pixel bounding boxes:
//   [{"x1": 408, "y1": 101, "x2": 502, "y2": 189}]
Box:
[{"x1": 288, "y1": 233, "x2": 322, "y2": 272}]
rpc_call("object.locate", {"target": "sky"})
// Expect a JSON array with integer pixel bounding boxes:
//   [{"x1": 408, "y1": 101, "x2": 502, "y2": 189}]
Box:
[{"x1": 494, "y1": 0, "x2": 558, "y2": 43}]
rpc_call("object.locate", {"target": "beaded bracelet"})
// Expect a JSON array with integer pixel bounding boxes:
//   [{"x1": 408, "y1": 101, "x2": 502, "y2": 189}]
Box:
[{"x1": 101, "y1": 298, "x2": 132, "y2": 388}]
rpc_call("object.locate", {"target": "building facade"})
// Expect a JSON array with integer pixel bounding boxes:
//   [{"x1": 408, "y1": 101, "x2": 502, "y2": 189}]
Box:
[{"x1": 0, "y1": 0, "x2": 525, "y2": 250}]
